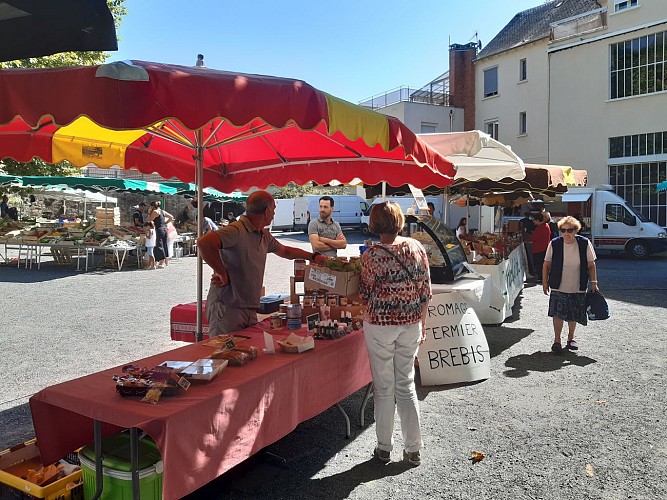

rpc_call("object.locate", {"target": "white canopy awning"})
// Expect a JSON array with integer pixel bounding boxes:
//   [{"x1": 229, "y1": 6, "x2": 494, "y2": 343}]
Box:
[
  {"x1": 41, "y1": 187, "x2": 118, "y2": 204},
  {"x1": 560, "y1": 193, "x2": 591, "y2": 202},
  {"x1": 418, "y1": 130, "x2": 525, "y2": 181}
]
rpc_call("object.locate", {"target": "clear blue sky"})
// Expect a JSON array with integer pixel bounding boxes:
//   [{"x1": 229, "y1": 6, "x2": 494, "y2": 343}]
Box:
[{"x1": 113, "y1": 0, "x2": 542, "y2": 104}]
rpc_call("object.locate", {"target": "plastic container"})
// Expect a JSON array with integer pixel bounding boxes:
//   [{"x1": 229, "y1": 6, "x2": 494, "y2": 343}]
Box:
[
  {"x1": 78, "y1": 433, "x2": 162, "y2": 500},
  {"x1": 0, "y1": 439, "x2": 83, "y2": 500}
]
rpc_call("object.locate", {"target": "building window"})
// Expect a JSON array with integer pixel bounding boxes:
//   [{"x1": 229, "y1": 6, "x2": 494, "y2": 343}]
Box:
[
  {"x1": 485, "y1": 120, "x2": 499, "y2": 140},
  {"x1": 610, "y1": 30, "x2": 666, "y2": 99},
  {"x1": 519, "y1": 112, "x2": 527, "y2": 135},
  {"x1": 483, "y1": 67, "x2": 498, "y2": 98},
  {"x1": 609, "y1": 130, "x2": 666, "y2": 158},
  {"x1": 519, "y1": 59, "x2": 527, "y2": 81},
  {"x1": 420, "y1": 122, "x2": 437, "y2": 134},
  {"x1": 609, "y1": 162, "x2": 667, "y2": 226},
  {"x1": 614, "y1": 0, "x2": 638, "y2": 12}
]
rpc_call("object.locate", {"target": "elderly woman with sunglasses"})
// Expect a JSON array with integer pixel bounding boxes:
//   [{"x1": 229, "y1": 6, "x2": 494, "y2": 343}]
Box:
[{"x1": 542, "y1": 216, "x2": 598, "y2": 353}]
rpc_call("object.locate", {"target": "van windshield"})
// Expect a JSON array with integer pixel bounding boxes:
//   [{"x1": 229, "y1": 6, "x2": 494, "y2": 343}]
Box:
[{"x1": 628, "y1": 205, "x2": 650, "y2": 222}]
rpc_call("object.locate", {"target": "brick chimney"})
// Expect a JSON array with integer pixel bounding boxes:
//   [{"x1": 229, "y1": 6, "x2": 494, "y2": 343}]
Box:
[{"x1": 449, "y1": 42, "x2": 477, "y2": 131}]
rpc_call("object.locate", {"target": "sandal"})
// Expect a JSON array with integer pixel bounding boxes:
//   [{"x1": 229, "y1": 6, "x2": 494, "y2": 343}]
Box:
[
  {"x1": 551, "y1": 342, "x2": 563, "y2": 353},
  {"x1": 566, "y1": 340, "x2": 579, "y2": 351}
]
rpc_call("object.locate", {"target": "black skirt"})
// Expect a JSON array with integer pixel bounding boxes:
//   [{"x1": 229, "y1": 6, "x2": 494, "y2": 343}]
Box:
[{"x1": 548, "y1": 290, "x2": 588, "y2": 325}]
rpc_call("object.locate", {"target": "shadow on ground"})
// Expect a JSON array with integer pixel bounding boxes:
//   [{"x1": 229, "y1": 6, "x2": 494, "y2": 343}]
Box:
[
  {"x1": 0, "y1": 404, "x2": 35, "y2": 446},
  {"x1": 184, "y1": 388, "x2": 384, "y2": 499},
  {"x1": 503, "y1": 350, "x2": 596, "y2": 378},
  {"x1": 0, "y1": 263, "x2": 123, "y2": 283}
]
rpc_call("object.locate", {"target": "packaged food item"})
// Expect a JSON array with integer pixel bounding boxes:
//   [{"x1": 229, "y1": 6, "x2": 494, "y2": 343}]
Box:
[
  {"x1": 211, "y1": 349, "x2": 251, "y2": 366},
  {"x1": 294, "y1": 258, "x2": 306, "y2": 279},
  {"x1": 232, "y1": 344, "x2": 258, "y2": 359}
]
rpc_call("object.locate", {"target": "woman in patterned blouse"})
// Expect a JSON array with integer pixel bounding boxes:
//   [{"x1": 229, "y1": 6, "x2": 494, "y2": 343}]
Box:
[{"x1": 360, "y1": 201, "x2": 432, "y2": 466}]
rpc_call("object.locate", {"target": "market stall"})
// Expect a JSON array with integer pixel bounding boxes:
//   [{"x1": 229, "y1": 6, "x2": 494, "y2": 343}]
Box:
[{"x1": 29, "y1": 323, "x2": 372, "y2": 500}]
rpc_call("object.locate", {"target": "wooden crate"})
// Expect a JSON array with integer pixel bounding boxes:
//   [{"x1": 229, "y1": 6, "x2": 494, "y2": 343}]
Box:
[{"x1": 50, "y1": 247, "x2": 72, "y2": 264}]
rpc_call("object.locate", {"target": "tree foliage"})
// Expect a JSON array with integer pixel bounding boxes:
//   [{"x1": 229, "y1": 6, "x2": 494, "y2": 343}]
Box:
[
  {"x1": 0, "y1": 1, "x2": 127, "y2": 179},
  {"x1": 272, "y1": 183, "x2": 350, "y2": 199}
]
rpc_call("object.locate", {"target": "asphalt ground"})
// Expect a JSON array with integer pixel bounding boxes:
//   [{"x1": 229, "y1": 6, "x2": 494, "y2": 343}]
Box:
[{"x1": 1, "y1": 233, "x2": 666, "y2": 499}]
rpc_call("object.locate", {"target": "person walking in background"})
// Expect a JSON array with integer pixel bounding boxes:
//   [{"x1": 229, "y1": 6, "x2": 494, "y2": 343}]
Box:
[
  {"x1": 0, "y1": 195, "x2": 9, "y2": 218},
  {"x1": 308, "y1": 196, "x2": 347, "y2": 257},
  {"x1": 197, "y1": 191, "x2": 328, "y2": 335},
  {"x1": 146, "y1": 200, "x2": 174, "y2": 269},
  {"x1": 166, "y1": 220, "x2": 179, "y2": 264},
  {"x1": 543, "y1": 216, "x2": 598, "y2": 353},
  {"x1": 144, "y1": 221, "x2": 156, "y2": 269},
  {"x1": 427, "y1": 202, "x2": 435, "y2": 217},
  {"x1": 456, "y1": 217, "x2": 467, "y2": 239},
  {"x1": 360, "y1": 201, "x2": 432, "y2": 466},
  {"x1": 531, "y1": 213, "x2": 551, "y2": 283}
]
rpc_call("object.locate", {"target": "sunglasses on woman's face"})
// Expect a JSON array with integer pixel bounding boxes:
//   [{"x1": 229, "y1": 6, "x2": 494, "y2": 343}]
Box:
[{"x1": 560, "y1": 228, "x2": 576, "y2": 233}]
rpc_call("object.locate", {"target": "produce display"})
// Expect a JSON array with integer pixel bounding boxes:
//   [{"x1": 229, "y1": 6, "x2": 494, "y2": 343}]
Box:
[
  {"x1": 321, "y1": 256, "x2": 362, "y2": 273},
  {"x1": 0, "y1": 222, "x2": 142, "y2": 249},
  {"x1": 459, "y1": 232, "x2": 523, "y2": 264}
]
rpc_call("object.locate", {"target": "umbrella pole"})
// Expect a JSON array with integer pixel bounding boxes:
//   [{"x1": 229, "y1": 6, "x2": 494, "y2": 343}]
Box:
[{"x1": 195, "y1": 131, "x2": 204, "y2": 342}]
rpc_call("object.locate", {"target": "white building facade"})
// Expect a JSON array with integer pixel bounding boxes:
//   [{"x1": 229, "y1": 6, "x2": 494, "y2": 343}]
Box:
[{"x1": 475, "y1": 0, "x2": 667, "y2": 227}]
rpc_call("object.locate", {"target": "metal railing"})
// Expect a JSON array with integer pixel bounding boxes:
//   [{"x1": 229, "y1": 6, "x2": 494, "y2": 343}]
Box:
[
  {"x1": 550, "y1": 7, "x2": 607, "y2": 42},
  {"x1": 359, "y1": 86, "x2": 451, "y2": 110}
]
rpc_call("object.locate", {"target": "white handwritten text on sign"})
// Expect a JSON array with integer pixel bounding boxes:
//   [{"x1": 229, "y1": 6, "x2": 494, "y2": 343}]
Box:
[
  {"x1": 307, "y1": 267, "x2": 337, "y2": 288},
  {"x1": 418, "y1": 293, "x2": 490, "y2": 386}
]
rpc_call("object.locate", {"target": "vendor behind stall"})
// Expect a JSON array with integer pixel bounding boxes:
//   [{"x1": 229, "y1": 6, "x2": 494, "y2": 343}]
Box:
[
  {"x1": 198, "y1": 191, "x2": 329, "y2": 335},
  {"x1": 132, "y1": 203, "x2": 148, "y2": 227}
]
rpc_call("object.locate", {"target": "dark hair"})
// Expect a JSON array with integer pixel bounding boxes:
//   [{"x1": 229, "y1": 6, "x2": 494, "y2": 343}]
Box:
[
  {"x1": 531, "y1": 213, "x2": 544, "y2": 223},
  {"x1": 138, "y1": 202, "x2": 146, "y2": 207},
  {"x1": 319, "y1": 196, "x2": 334, "y2": 207},
  {"x1": 150, "y1": 200, "x2": 161, "y2": 209},
  {"x1": 369, "y1": 201, "x2": 404, "y2": 235},
  {"x1": 144, "y1": 221, "x2": 154, "y2": 228},
  {"x1": 427, "y1": 202, "x2": 435, "y2": 209},
  {"x1": 458, "y1": 217, "x2": 467, "y2": 227}
]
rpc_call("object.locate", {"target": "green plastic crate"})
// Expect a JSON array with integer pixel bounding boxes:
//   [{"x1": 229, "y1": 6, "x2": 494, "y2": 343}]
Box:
[{"x1": 78, "y1": 433, "x2": 162, "y2": 500}]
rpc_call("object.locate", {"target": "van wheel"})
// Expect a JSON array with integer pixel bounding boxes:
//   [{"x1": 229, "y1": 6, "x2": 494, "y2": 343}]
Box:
[
  {"x1": 361, "y1": 223, "x2": 369, "y2": 235},
  {"x1": 626, "y1": 240, "x2": 649, "y2": 259}
]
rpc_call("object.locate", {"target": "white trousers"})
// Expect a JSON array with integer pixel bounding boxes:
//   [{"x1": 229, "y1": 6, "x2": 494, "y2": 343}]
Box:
[{"x1": 363, "y1": 321, "x2": 422, "y2": 453}]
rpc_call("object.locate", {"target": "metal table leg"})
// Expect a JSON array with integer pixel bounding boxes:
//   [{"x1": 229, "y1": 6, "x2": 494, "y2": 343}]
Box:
[
  {"x1": 334, "y1": 403, "x2": 351, "y2": 439},
  {"x1": 129, "y1": 427, "x2": 140, "y2": 500},
  {"x1": 92, "y1": 420, "x2": 103, "y2": 500}
]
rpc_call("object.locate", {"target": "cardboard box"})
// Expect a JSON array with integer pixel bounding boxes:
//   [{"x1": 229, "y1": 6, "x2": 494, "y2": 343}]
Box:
[
  {"x1": 303, "y1": 265, "x2": 360, "y2": 297},
  {"x1": 507, "y1": 220, "x2": 522, "y2": 233}
]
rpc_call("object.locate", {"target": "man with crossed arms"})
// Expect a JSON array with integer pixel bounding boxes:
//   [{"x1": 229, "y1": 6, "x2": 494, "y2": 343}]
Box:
[{"x1": 308, "y1": 196, "x2": 347, "y2": 257}]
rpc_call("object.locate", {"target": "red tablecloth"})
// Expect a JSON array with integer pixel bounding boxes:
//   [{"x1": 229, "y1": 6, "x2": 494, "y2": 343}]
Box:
[
  {"x1": 170, "y1": 301, "x2": 209, "y2": 341},
  {"x1": 29, "y1": 323, "x2": 371, "y2": 500}
]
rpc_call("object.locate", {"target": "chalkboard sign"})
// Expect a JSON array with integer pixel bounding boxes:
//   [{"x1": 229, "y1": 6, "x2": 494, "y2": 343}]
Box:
[{"x1": 418, "y1": 293, "x2": 490, "y2": 386}]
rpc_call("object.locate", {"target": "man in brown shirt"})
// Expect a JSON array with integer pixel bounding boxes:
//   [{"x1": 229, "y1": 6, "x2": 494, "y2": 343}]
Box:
[{"x1": 198, "y1": 191, "x2": 328, "y2": 335}]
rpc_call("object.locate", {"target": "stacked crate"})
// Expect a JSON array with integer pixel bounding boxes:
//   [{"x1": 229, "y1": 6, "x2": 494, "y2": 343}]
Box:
[{"x1": 94, "y1": 207, "x2": 120, "y2": 230}]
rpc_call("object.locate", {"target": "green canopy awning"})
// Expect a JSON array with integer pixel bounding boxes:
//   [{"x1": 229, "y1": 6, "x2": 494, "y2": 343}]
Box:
[
  {"x1": 0, "y1": 174, "x2": 22, "y2": 187},
  {"x1": 19, "y1": 176, "x2": 179, "y2": 196}
]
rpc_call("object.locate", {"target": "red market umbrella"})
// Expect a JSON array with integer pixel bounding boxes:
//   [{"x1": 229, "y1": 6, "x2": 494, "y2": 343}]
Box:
[
  {"x1": 0, "y1": 60, "x2": 455, "y2": 340},
  {"x1": 0, "y1": 60, "x2": 454, "y2": 192}
]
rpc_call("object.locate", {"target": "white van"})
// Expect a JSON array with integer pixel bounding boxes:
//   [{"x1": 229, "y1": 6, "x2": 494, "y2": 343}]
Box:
[
  {"x1": 560, "y1": 185, "x2": 667, "y2": 258},
  {"x1": 293, "y1": 195, "x2": 369, "y2": 232},
  {"x1": 360, "y1": 196, "x2": 443, "y2": 234},
  {"x1": 269, "y1": 198, "x2": 295, "y2": 232}
]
